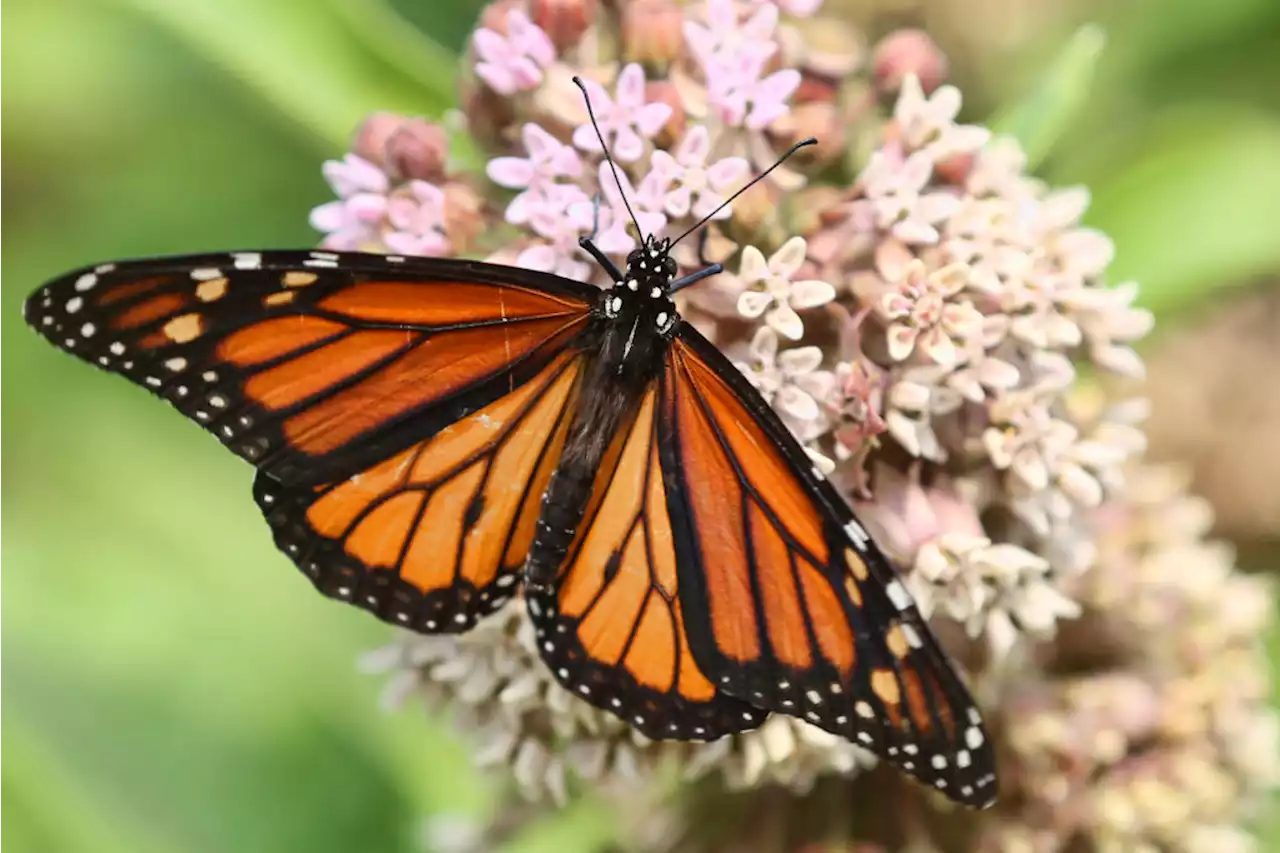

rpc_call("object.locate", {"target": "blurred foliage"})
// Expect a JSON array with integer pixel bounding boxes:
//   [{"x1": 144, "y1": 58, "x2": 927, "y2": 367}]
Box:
[{"x1": 2, "y1": 0, "x2": 1277, "y2": 851}]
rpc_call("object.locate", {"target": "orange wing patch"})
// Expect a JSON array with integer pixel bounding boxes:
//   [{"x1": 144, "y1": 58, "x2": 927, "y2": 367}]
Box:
[
  {"x1": 255, "y1": 351, "x2": 582, "y2": 632},
  {"x1": 660, "y1": 336, "x2": 998, "y2": 807},
  {"x1": 26, "y1": 255, "x2": 595, "y2": 486},
  {"x1": 524, "y1": 389, "x2": 766, "y2": 740},
  {"x1": 319, "y1": 281, "x2": 587, "y2": 325}
]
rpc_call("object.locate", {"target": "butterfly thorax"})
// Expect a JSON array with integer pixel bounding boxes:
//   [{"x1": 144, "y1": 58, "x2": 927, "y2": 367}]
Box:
[{"x1": 596, "y1": 236, "x2": 680, "y2": 382}]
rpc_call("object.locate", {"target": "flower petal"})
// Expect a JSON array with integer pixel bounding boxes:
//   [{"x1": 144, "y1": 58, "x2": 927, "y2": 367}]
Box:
[
  {"x1": 676, "y1": 125, "x2": 711, "y2": 167},
  {"x1": 768, "y1": 236, "x2": 808, "y2": 278},
  {"x1": 613, "y1": 127, "x2": 645, "y2": 163},
  {"x1": 748, "y1": 325, "x2": 780, "y2": 362},
  {"x1": 788, "y1": 279, "x2": 836, "y2": 309},
  {"x1": 486, "y1": 156, "x2": 535, "y2": 189},
  {"x1": 615, "y1": 63, "x2": 646, "y2": 108},
  {"x1": 776, "y1": 386, "x2": 820, "y2": 422},
  {"x1": 768, "y1": 305, "x2": 805, "y2": 340},
  {"x1": 917, "y1": 325, "x2": 957, "y2": 368},
  {"x1": 885, "y1": 323, "x2": 919, "y2": 362},
  {"x1": 778, "y1": 345, "x2": 824, "y2": 375},
  {"x1": 738, "y1": 245, "x2": 769, "y2": 283},
  {"x1": 572, "y1": 123, "x2": 603, "y2": 153},
  {"x1": 309, "y1": 201, "x2": 348, "y2": 233},
  {"x1": 475, "y1": 62, "x2": 515, "y2": 96},
  {"x1": 707, "y1": 156, "x2": 750, "y2": 190},
  {"x1": 635, "y1": 102, "x2": 674, "y2": 137}
]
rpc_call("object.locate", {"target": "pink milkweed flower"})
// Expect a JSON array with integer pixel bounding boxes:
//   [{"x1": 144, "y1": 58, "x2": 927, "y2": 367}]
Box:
[
  {"x1": 571, "y1": 64, "x2": 673, "y2": 163},
  {"x1": 473, "y1": 9, "x2": 556, "y2": 96}
]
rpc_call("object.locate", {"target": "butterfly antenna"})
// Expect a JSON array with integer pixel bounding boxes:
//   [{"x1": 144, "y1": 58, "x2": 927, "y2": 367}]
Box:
[
  {"x1": 670, "y1": 137, "x2": 818, "y2": 248},
  {"x1": 573, "y1": 75, "x2": 645, "y2": 240}
]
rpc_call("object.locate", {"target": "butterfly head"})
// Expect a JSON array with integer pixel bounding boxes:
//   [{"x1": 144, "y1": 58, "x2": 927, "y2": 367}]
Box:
[{"x1": 602, "y1": 234, "x2": 679, "y2": 337}]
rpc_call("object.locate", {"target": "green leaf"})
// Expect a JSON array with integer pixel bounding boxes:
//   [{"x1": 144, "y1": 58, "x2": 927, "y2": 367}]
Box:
[
  {"x1": 1083, "y1": 107, "x2": 1280, "y2": 315},
  {"x1": 990, "y1": 25, "x2": 1107, "y2": 168},
  {"x1": 106, "y1": 0, "x2": 459, "y2": 148}
]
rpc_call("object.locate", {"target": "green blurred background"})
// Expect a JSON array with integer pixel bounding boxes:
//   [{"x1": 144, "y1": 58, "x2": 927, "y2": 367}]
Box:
[{"x1": 3, "y1": 0, "x2": 1278, "y2": 851}]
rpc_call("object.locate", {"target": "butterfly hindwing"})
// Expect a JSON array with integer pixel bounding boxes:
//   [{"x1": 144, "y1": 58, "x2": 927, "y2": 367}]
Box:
[
  {"x1": 525, "y1": 383, "x2": 767, "y2": 740},
  {"x1": 254, "y1": 350, "x2": 584, "y2": 632},
  {"x1": 24, "y1": 251, "x2": 596, "y2": 486},
  {"x1": 659, "y1": 330, "x2": 998, "y2": 807}
]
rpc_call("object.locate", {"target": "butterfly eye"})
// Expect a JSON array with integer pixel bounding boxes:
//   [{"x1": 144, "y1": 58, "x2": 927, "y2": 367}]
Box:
[{"x1": 663, "y1": 256, "x2": 677, "y2": 275}]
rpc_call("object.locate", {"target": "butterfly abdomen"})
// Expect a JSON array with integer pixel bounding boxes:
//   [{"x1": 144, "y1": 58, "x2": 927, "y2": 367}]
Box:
[{"x1": 525, "y1": 324, "x2": 659, "y2": 588}]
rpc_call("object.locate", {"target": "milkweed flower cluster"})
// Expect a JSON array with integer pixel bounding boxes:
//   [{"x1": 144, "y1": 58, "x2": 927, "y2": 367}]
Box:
[{"x1": 311, "y1": 0, "x2": 1277, "y2": 849}]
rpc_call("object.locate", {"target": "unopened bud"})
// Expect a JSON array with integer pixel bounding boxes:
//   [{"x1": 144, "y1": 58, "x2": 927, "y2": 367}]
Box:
[
  {"x1": 871, "y1": 28, "x2": 948, "y2": 95},
  {"x1": 479, "y1": 0, "x2": 525, "y2": 34},
  {"x1": 443, "y1": 181, "x2": 488, "y2": 254},
  {"x1": 529, "y1": 0, "x2": 597, "y2": 52},
  {"x1": 622, "y1": 0, "x2": 684, "y2": 66},
  {"x1": 351, "y1": 112, "x2": 405, "y2": 170},
  {"x1": 385, "y1": 119, "x2": 450, "y2": 183},
  {"x1": 645, "y1": 79, "x2": 686, "y2": 147}
]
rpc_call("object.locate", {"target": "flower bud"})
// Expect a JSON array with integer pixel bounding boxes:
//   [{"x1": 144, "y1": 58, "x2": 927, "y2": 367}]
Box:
[
  {"x1": 644, "y1": 79, "x2": 686, "y2": 147},
  {"x1": 871, "y1": 28, "x2": 948, "y2": 95},
  {"x1": 529, "y1": 0, "x2": 597, "y2": 52},
  {"x1": 772, "y1": 100, "x2": 845, "y2": 167},
  {"x1": 350, "y1": 112, "x2": 405, "y2": 170},
  {"x1": 459, "y1": 74, "x2": 518, "y2": 152},
  {"x1": 479, "y1": 0, "x2": 525, "y2": 34},
  {"x1": 621, "y1": 0, "x2": 684, "y2": 66},
  {"x1": 384, "y1": 118, "x2": 449, "y2": 183},
  {"x1": 443, "y1": 180, "x2": 488, "y2": 254}
]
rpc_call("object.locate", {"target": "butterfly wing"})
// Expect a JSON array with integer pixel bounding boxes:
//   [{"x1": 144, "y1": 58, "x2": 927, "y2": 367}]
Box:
[
  {"x1": 660, "y1": 328, "x2": 998, "y2": 807},
  {"x1": 24, "y1": 251, "x2": 596, "y2": 486},
  {"x1": 524, "y1": 383, "x2": 767, "y2": 740},
  {"x1": 27, "y1": 250, "x2": 600, "y2": 631},
  {"x1": 255, "y1": 349, "x2": 583, "y2": 632}
]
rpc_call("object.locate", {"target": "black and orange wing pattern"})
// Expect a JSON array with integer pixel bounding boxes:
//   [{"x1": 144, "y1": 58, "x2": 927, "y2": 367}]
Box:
[
  {"x1": 525, "y1": 385, "x2": 766, "y2": 740},
  {"x1": 255, "y1": 349, "x2": 583, "y2": 632},
  {"x1": 24, "y1": 251, "x2": 595, "y2": 486},
  {"x1": 26, "y1": 250, "x2": 599, "y2": 630},
  {"x1": 659, "y1": 329, "x2": 998, "y2": 807}
]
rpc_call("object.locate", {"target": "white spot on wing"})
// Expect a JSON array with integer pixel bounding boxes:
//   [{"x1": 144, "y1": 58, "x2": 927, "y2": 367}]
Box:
[
  {"x1": 900, "y1": 623, "x2": 922, "y2": 648},
  {"x1": 885, "y1": 579, "x2": 912, "y2": 610},
  {"x1": 844, "y1": 518, "x2": 870, "y2": 547}
]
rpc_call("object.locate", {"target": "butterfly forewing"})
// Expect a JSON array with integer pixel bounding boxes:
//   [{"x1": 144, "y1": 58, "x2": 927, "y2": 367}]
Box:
[
  {"x1": 659, "y1": 330, "x2": 998, "y2": 807},
  {"x1": 24, "y1": 251, "x2": 596, "y2": 486}
]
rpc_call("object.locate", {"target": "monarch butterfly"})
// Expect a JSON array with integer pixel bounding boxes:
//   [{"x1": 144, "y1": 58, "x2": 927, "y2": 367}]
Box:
[{"x1": 22, "y1": 84, "x2": 997, "y2": 808}]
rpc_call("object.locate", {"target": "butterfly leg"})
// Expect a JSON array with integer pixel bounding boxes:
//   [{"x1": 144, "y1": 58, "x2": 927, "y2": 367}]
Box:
[{"x1": 668, "y1": 263, "x2": 723, "y2": 294}]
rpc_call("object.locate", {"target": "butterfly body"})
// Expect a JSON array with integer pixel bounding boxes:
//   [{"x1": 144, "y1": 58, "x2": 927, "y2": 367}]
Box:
[
  {"x1": 527, "y1": 236, "x2": 681, "y2": 588},
  {"x1": 25, "y1": 245, "x2": 998, "y2": 807}
]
